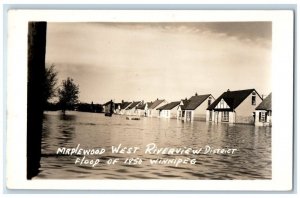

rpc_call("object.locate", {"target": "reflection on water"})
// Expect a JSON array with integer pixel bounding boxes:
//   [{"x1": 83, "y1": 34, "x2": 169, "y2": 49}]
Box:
[{"x1": 36, "y1": 111, "x2": 271, "y2": 179}]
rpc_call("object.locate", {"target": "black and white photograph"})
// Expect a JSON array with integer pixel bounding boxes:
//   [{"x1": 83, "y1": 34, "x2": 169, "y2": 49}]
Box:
[
  {"x1": 6, "y1": 10, "x2": 294, "y2": 190},
  {"x1": 30, "y1": 21, "x2": 272, "y2": 180}
]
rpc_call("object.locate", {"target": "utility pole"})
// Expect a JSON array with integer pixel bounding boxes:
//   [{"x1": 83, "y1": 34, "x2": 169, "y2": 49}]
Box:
[{"x1": 27, "y1": 22, "x2": 47, "y2": 179}]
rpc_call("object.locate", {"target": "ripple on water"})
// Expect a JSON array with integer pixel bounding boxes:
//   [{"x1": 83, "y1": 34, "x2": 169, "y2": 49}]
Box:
[{"x1": 36, "y1": 112, "x2": 272, "y2": 180}]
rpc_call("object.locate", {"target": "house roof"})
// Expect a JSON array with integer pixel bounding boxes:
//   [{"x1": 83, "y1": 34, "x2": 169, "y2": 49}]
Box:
[
  {"x1": 148, "y1": 99, "x2": 165, "y2": 109},
  {"x1": 179, "y1": 99, "x2": 190, "y2": 110},
  {"x1": 146, "y1": 102, "x2": 153, "y2": 108},
  {"x1": 120, "y1": 102, "x2": 131, "y2": 109},
  {"x1": 182, "y1": 94, "x2": 211, "y2": 110},
  {"x1": 126, "y1": 101, "x2": 141, "y2": 110},
  {"x1": 207, "y1": 89, "x2": 261, "y2": 111},
  {"x1": 157, "y1": 101, "x2": 180, "y2": 110},
  {"x1": 103, "y1": 100, "x2": 113, "y2": 106},
  {"x1": 136, "y1": 103, "x2": 146, "y2": 110},
  {"x1": 256, "y1": 93, "x2": 272, "y2": 111},
  {"x1": 114, "y1": 103, "x2": 121, "y2": 107}
]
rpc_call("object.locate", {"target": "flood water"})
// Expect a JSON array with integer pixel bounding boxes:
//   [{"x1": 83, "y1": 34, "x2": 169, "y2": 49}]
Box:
[{"x1": 35, "y1": 111, "x2": 271, "y2": 179}]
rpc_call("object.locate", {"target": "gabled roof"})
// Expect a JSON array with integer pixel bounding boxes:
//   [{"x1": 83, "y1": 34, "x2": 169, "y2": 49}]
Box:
[
  {"x1": 136, "y1": 103, "x2": 146, "y2": 110},
  {"x1": 126, "y1": 101, "x2": 141, "y2": 110},
  {"x1": 183, "y1": 94, "x2": 211, "y2": 110},
  {"x1": 179, "y1": 99, "x2": 190, "y2": 110},
  {"x1": 147, "y1": 102, "x2": 153, "y2": 108},
  {"x1": 207, "y1": 89, "x2": 261, "y2": 111},
  {"x1": 103, "y1": 100, "x2": 113, "y2": 106},
  {"x1": 148, "y1": 99, "x2": 165, "y2": 109},
  {"x1": 256, "y1": 93, "x2": 272, "y2": 111},
  {"x1": 158, "y1": 101, "x2": 180, "y2": 110},
  {"x1": 120, "y1": 102, "x2": 131, "y2": 109}
]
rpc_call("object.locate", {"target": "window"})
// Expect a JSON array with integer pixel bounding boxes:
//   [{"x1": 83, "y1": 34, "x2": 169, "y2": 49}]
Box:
[
  {"x1": 208, "y1": 99, "x2": 211, "y2": 106},
  {"x1": 252, "y1": 92, "x2": 256, "y2": 105},
  {"x1": 222, "y1": 111, "x2": 229, "y2": 122},
  {"x1": 259, "y1": 112, "x2": 266, "y2": 122}
]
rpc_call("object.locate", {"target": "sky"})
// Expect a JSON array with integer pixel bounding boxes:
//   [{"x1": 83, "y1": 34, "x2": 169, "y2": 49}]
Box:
[{"x1": 46, "y1": 22, "x2": 272, "y2": 104}]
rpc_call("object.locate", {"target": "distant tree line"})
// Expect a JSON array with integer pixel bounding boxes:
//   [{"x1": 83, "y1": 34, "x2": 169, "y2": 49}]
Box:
[
  {"x1": 44, "y1": 101, "x2": 103, "y2": 113},
  {"x1": 43, "y1": 64, "x2": 103, "y2": 114},
  {"x1": 76, "y1": 102, "x2": 103, "y2": 113}
]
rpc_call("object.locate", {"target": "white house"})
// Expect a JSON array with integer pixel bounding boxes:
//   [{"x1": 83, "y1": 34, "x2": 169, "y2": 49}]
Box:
[
  {"x1": 206, "y1": 89, "x2": 263, "y2": 124},
  {"x1": 255, "y1": 93, "x2": 272, "y2": 126},
  {"x1": 177, "y1": 93, "x2": 214, "y2": 122},
  {"x1": 147, "y1": 99, "x2": 167, "y2": 117},
  {"x1": 125, "y1": 101, "x2": 142, "y2": 116},
  {"x1": 118, "y1": 101, "x2": 132, "y2": 115},
  {"x1": 158, "y1": 101, "x2": 180, "y2": 119},
  {"x1": 136, "y1": 102, "x2": 150, "y2": 117},
  {"x1": 177, "y1": 99, "x2": 189, "y2": 120}
]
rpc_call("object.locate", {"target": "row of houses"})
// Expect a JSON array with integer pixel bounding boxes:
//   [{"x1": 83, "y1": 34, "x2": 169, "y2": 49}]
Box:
[{"x1": 103, "y1": 89, "x2": 272, "y2": 126}]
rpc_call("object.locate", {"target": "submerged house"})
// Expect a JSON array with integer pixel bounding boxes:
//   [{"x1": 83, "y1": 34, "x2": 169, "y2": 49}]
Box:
[
  {"x1": 147, "y1": 99, "x2": 167, "y2": 117},
  {"x1": 177, "y1": 93, "x2": 214, "y2": 121},
  {"x1": 103, "y1": 100, "x2": 115, "y2": 114},
  {"x1": 136, "y1": 102, "x2": 149, "y2": 117},
  {"x1": 206, "y1": 89, "x2": 263, "y2": 124},
  {"x1": 255, "y1": 93, "x2": 272, "y2": 126},
  {"x1": 118, "y1": 101, "x2": 132, "y2": 115},
  {"x1": 114, "y1": 102, "x2": 122, "y2": 114},
  {"x1": 177, "y1": 98, "x2": 190, "y2": 120},
  {"x1": 125, "y1": 101, "x2": 142, "y2": 116},
  {"x1": 158, "y1": 101, "x2": 180, "y2": 119}
]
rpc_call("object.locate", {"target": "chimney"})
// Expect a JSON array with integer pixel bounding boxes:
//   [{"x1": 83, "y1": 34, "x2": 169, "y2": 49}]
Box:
[
  {"x1": 122, "y1": 100, "x2": 124, "y2": 103},
  {"x1": 227, "y1": 89, "x2": 230, "y2": 92},
  {"x1": 195, "y1": 92, "x2": 198, "y2": 96}
]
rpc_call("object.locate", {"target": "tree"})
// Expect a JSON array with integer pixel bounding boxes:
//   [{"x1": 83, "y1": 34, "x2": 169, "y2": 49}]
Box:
[
  {"x1": 43, "y1": 63, "x2": 58, "y2": 108},
  {"x1": 58, "y1": 77, "x2": 80, "y2": 114}
]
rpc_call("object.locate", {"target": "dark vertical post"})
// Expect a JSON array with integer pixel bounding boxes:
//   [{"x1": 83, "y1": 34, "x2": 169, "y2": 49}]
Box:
[{"x1": 27, "y1": 22, "x2": 47, "y2": 179}]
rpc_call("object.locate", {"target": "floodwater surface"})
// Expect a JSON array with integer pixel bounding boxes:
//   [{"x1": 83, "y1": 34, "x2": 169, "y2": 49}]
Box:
[{"x1": 35, "y1": 111, "x2": 271, "y2": 179}]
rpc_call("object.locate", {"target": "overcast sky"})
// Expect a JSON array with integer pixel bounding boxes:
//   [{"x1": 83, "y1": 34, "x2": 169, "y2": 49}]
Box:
[{"x1": 46, "y1": 22, "x2": 272, "y2": 103}]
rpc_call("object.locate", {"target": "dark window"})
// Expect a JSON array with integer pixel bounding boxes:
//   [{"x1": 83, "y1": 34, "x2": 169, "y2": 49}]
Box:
[
  {"x1": 252, "y1": 96, "x2": 256, "y2": 105},
  {"x1": 252, "y1": 92, "x2": 256, "y2": 105},
  {"x1": 222, "y1": 111, "x2": 229, "y2": 122},
  {"x1": 209, "y1": 111, "x2": 212, "y2": 121},
  {"x1": 259, "y1": 112, "x2": 266, "y2": 122}
]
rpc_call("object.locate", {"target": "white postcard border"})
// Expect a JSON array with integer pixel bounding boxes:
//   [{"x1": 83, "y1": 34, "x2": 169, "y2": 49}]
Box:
[{"x1": 6, "y1": 10, "x2": 294, "y2": 190}]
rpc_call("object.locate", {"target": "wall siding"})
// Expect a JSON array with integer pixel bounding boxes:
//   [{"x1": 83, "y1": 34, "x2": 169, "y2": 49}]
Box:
[
  {"x1": 193, "y1": 98, "x2": 211, "y2": 121},
  {"x1": 235, "y1": 93, "x2": 262, "y2": 124}
]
